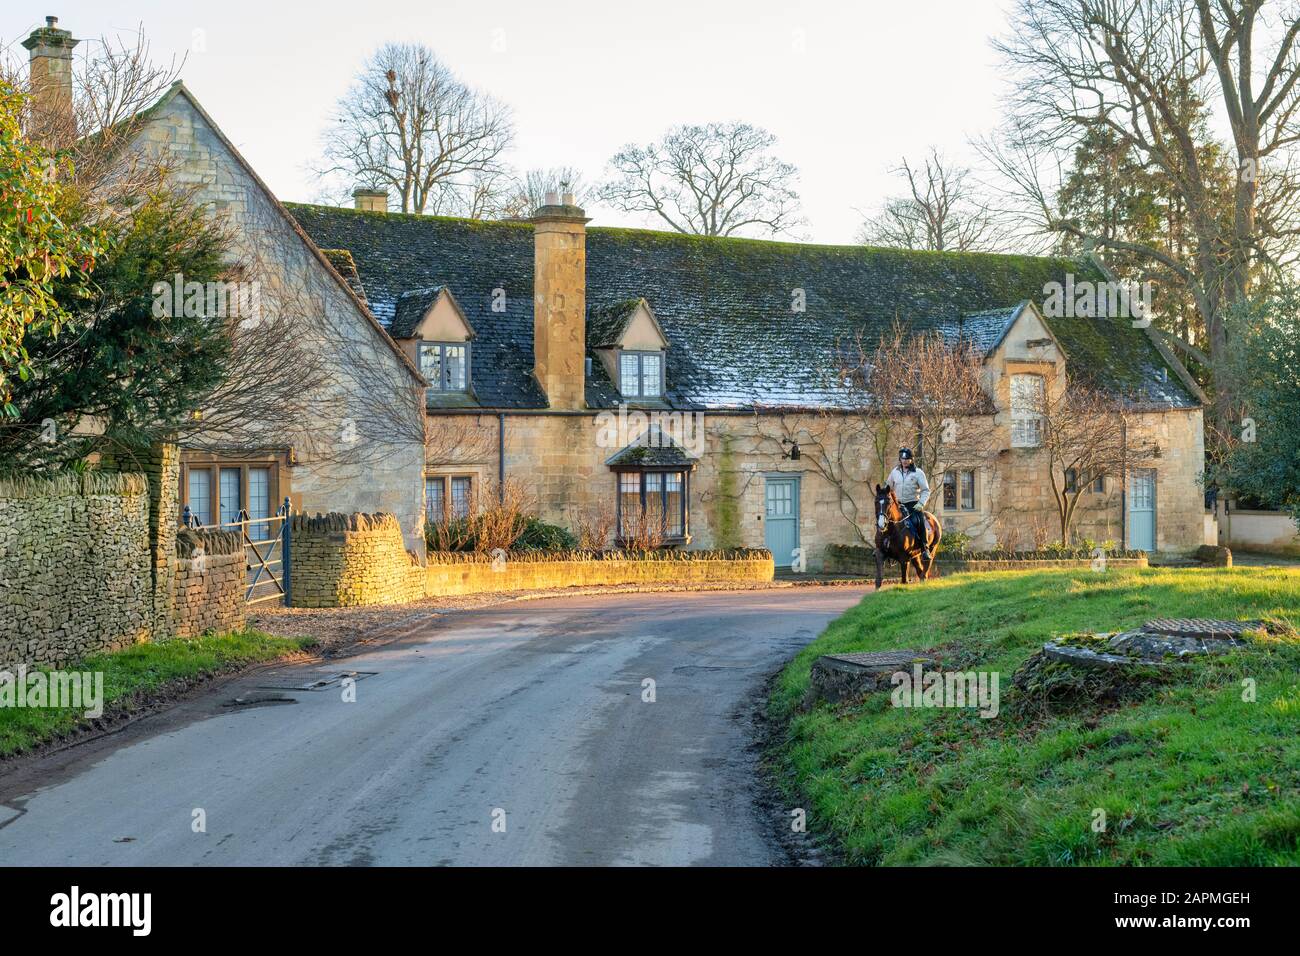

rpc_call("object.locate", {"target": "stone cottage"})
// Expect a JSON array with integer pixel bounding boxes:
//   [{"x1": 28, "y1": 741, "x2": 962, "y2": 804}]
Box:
[{"x1": 288, "y1": 195, "x2": 1209, "y2": 567}]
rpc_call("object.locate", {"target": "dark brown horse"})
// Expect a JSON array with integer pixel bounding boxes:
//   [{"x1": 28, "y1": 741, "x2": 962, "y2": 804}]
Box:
[{"x1": 873, "y1": 485, "x2": 942, "y2": 589}]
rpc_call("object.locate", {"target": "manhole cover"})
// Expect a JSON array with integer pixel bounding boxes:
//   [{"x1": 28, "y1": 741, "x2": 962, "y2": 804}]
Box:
[
  {"x1": 255, "y1": 670, "x2": 377, "y2": 692},
  {"x1": 825, "y1": 650, "x2": 932, "y2": 670},
  {"x1": 1143, "y1": 619, "x2": 1264, "y2": 639}
]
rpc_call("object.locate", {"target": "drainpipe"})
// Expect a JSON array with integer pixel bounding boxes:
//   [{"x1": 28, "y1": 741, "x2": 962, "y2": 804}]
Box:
[
  {"x1": 498, "y1": 412, "x2": 506, "y2": 502},
  {"x1": 1120, "y1": 417, "x2": 1128, "y2": 548}
]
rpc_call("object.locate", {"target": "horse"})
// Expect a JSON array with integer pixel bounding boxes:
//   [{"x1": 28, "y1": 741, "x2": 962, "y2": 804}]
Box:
[{"x1": 873, "y1": 484, "x2": 942, "y2": 589}]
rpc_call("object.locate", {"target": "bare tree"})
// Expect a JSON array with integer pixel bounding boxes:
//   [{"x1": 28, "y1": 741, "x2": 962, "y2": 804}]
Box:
[
  {"x1": 2, "y1": 24, "x2": 182, "y2": 199},
  {"x1": 598, "y1": 122, "x2": 802, "y2": 237},
  {"x1": 747, "y1": 326, "x2": 1000, "y2": 545},
  {"x1": 983, "y1": 0, "x2": 1300, "y2": 424},
  {"x1": 858, "y1": 149, "x2": 1006, "y2": 251},
  {"x1": 1027, "y1": 380, "x2": 1158, "y2": 545},
  {"x1": 316, "y1": 43, "x2": 513, "y2": 215},
  {"x1": 497, "y1": 167, "x2": 593, "y2": 219}
]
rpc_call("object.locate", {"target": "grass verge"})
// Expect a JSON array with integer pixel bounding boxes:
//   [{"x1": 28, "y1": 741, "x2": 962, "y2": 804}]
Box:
[
  {"x1": 0, "y1": 630, "x2": 314, "y2": 758},
  {"x1": 769, "y1": 566, "x2": 1300, "y2": 865}
]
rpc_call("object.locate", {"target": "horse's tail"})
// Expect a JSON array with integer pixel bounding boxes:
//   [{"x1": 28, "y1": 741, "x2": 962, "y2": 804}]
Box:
[{"x1": 928, "y1": 512, "x2": 943, "y2": 550}]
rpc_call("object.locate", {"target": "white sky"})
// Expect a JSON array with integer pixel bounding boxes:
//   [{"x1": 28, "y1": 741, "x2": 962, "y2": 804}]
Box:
[{"x1": 3, "y1": 0, "x2": 1017, "y2": 244}]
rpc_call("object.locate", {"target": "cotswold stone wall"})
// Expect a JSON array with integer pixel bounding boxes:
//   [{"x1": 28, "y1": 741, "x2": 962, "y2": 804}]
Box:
[
  {"x1": 288, "y1": 511, "x2": 774, "y2": 608},
  {"x1": 172, "y1": 528, "x2": 246, "y2": 638},
  {"x1": 424, "y1": 551, "x2": 775, "y2": 597},
  {"x1": 0, "y1": 455, "x2": 253, "y2": 670},
  {"x1": 289, "y1": 513, "x2": 425, "y2": 608},
  {"x1": 0, "y1": 472, "x2": 152, "y2": 670}
]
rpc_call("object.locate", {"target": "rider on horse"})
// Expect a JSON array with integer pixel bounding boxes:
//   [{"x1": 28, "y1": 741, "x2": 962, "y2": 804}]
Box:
[{"x1": 885, "y1": 447, "x2": 932, "y2": 563}]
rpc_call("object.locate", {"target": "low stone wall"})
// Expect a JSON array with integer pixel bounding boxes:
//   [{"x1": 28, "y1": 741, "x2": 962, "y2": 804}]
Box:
[
  {"x1": 288, "y1": 511, "x2": 774, "y2": 608},
  {"x1": 424, "y1": 550, "x2": 775, "y2": 597},
  {"x1": 171, "y1": 528, "x2": 247, "y2": 638},
  {"x1": 0, "y1": 472, "x2": 152, "y2": 670},
  {"x1": 824, "y1": 543, "x2": 1149, "y2": 575},
  {"x1": 1194, "y1": 544, "x2": 1233, "y2": 568},
  {"x1": 289, "y1": 513, "x2": 425, "y2": 608}
]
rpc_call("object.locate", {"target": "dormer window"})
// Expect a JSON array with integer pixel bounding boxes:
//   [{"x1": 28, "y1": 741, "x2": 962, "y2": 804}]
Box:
[
  {"x1": 620, "y1": 351, "x2": 663, "y2": 399},
  {"x1": 589, "y1": 299, "x2": 671, "y2": 401},
  {"x1": 420, "y1": 342, "x2": 469, "y2": 392}
]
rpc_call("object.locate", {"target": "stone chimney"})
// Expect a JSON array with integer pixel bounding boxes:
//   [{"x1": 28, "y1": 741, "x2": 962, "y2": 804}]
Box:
[
  {"x1": 22, "y1": 16, "x2": 79, "y2": 146},
  {"x1": 352, "y1": 187, "x2": 388, "y2": 212},
  {"x1": 531, "y1": 195, "x2": 589, "y2": 409}
]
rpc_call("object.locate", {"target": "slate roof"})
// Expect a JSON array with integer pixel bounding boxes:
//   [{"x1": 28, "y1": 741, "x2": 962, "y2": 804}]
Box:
[
  {"x1": 320, "y1": 249, "x2": 368, "y2": 305},
  {"x1": 390, "y1": 285, "x2": 445, "y2": 339},
  {"x1": 285, "y1": 203, "x2": 1201, "y2": 412},
  {"x1": 605, "y1": 429, "x2": 697, "y2": 469},
  {"x1": 588, "y1": 299, "x2": 646, "y2": 349}
]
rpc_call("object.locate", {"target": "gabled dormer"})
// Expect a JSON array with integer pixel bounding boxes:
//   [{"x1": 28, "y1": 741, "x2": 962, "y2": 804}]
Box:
[
  {"x1": 391, "y1": 286, "x2": 476, "y2": 397},
  {"x1": 965, "y1": 300, "x2": 1067, "y2": 449},
  {"x1": 588, "y1": 298, "x2": 670, "y2": 402}
]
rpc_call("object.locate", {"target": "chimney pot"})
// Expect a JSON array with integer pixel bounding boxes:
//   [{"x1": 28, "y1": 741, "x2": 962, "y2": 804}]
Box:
[{"x1": 543, "y1": 190, "x2": 559, "y2": 207}]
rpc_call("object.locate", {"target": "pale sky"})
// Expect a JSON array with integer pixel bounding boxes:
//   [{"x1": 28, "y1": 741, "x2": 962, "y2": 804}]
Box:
[{"x1": 2, "y1": 0, "x2": 1017, "y2": 244}]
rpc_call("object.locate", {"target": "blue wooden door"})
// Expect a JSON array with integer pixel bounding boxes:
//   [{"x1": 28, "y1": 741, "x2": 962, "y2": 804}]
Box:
[
  {"x1": 765, "y1": 477, "x2": 799, "y2": 568},
  {"x1": 1129, "y1": 468, "x2": 1156, "y2": 551}
]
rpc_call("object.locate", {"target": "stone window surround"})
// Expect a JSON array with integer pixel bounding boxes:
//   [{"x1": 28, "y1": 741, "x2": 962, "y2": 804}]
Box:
[
  {"x1": 1064, "y1": 468, "x2": 1109, "y2": 495},
  {"x1": 179, "y1": 450, "x2": 288, "y2": 528},
  {"x1": 419, "y1": 341, "x2": 472, "y2": 392},
  {"x1": 611, "y1": 464, "x2": 691, "y2": 545},
  {"x1": 942, "y1": 470, "x2": 979, "y2": 512},
  {"x1": 1009, "y1": 371, "x2": 1046, "y2": 448},
  {"x1": 425, "y1": 470, "x2": 479, "y2": 522},
  {"x1": 617, "y1": 349, "x2": 665, "y2": 399}
]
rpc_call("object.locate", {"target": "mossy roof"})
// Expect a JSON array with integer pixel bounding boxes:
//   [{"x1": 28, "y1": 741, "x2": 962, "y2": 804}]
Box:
[
  {"x1": 286, "y1": 203, "x2": 1199, "y2": 411},
  {"x1": 605, "y1": 429, "x2": 697, "y2": 468},
  {"x1": 587, "y1": 299, "x2": 647, "y2": 349},
  {"x1": 389, "y1": 285, "x2": 445, "y2": 339},
  {"x1": 319, "y1": 249, "x2": 368, "y2": 305}
]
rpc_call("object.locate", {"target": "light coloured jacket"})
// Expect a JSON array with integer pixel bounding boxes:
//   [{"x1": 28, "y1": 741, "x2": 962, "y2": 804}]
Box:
[{"x1": 887, "y1": 465, "x2": 930, "y2": 508}]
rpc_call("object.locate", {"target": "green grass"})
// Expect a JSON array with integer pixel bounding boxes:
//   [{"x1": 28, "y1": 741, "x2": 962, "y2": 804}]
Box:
[
  {"x1": 0, "y1": 630, "x2": 313, "y2": 758},
  {"x1": 770, "y1": 567, "x2": 1300, "y2": 866}
]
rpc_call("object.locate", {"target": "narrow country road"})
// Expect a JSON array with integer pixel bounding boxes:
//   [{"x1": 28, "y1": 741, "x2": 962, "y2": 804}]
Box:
[{"x1": 0, "y1": 587, "x2": 865, "y2": 866}]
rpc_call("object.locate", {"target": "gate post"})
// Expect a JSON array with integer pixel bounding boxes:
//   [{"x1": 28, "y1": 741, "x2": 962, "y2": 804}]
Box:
[{"x1": 281, "y1": 497, "x2": 292, "y2": 607}]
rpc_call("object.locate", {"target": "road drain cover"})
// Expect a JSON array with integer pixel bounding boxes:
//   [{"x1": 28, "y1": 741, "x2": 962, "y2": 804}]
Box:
[{"x1": 255, "y1": 670, "x2": 377, "y2": 692}]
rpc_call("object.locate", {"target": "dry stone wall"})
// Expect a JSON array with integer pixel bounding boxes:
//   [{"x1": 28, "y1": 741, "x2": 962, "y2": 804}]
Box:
[
  {"x1": 289, "y1": 513, "x2": 425, "y2": 608},
  {"x1": 288, "y1": 511, "x2": 775, "y2": 608},
  {"x1": 0, "y1": 472, "x2": 152, "y2": 670},
  {"x1": 1, "y1": 451, "x2": 252, "y2": 670},
  {"x1": 172, "y1": 528, "x2": 247, "y2": 638}
]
